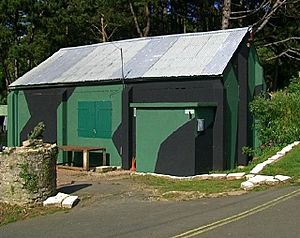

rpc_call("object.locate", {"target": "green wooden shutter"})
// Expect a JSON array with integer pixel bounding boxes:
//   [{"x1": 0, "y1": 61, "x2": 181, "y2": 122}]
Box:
[
  {"x1": 78, "y1": 101, "x2": 95, "y2": 138},
  {"x1": 95, "y1": 101, "x2": 112, "y2": 138},
  {"x1": 78, "y1": 101, "x2": 112, "y2": 139}
]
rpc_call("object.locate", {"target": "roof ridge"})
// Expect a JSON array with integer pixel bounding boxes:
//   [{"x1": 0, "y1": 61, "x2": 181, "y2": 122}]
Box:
[{"x1": 60, "y1": 27, "x2": 250, "y2": 52}]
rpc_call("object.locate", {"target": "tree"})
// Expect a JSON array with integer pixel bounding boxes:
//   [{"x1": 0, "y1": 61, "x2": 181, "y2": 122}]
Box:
[
  {"x1": 222, "y1": 0, "x2": 300, "y2": 89},
  {"x1": 0, "y1": 0, "x2": 298, "y2": 99},
  {"x1": 222, "y1": 0, "x2": 231, "y2": 29},
  {"x1": 0, "y1": 0, "x2": 33, "y2": 92},
  {"x1": 128, "y1": 0, "x2": 150, "y2": 37}
]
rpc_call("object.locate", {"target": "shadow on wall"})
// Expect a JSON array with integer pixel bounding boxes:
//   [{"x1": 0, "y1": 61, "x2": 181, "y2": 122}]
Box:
[{"x1": 155, "y1": 120, "x2": 196, "y2": 176}]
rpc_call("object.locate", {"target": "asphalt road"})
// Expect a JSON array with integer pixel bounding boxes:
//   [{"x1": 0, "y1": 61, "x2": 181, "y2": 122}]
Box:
[{"x1": 1, "y1": 185, "x2": 299, "y2": 238}]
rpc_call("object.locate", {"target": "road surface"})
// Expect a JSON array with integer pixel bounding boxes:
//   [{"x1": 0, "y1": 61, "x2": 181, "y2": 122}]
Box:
[{"x1": 1, "y1": 183, "x2": 299, "y2": 238}]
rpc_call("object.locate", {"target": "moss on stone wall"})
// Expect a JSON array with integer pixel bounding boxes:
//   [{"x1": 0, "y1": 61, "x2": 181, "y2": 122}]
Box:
[{"x1": 0, "y1": 143, "x2": 57, "y2": 206}]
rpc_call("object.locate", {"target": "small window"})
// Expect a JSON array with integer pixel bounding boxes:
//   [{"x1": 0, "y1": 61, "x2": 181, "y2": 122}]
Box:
[{"x1": 78, "y1": 101, "x2": 112, "y2": 138}]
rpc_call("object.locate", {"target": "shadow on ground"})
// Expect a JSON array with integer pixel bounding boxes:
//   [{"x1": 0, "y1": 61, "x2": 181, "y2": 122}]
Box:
[{"x1": 57, "y1": 184, "x2": 92, "y2": 194}]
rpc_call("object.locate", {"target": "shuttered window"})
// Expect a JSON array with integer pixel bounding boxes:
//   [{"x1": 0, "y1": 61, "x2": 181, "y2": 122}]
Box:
[{"x1": 78, "y1": 101, "x2": 112, "y2": 138}]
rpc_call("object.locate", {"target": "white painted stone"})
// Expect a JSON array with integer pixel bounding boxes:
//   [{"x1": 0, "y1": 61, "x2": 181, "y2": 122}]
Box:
[
  {"x1": 95, "y1": 166, "x2": 117, "y2": 173},
  {"x1": 133, "y1": 172, "x2": 146, "y2": 176},
  {"x1": 194, "y1": 174, "x2": 211, "y2": 180},
  {"x1": 62, "y1": 195, "x2": 79, "y2": 208},
  {"x1": 209, "y1": 174, "x2": 227, "y2": 179},
  {"x1": 43, "y1": 192, "x2": 69, "y2": 207},
  {"x1": 274, "y1": 175, "x2": 291, "y2": 182},
  {"x1": 279, "y1": 145, "x2": 293, "y2": 155},
  {"x1": 248, "y1": 175, "x2": 274, "y2": 185},
  {"x1": 262, "y1": 159, "x2": 273, "y2": 165},
  {"x1": 292, "y1": 141, "x2": 300, "y2": 146},
  {"x1": 245, "y1": 174, "x2": 255, "y2": 179},
  {"x1": 144, "y1": 173, "x2": 192, "y2": 180},
  {"x1": 265, "y1": 178, "x2": 280, "y2": 185},
  {"x1": 250, "y1": 164, "x2": 265, "y2": 174},
  {"x1": 267, "y1": 154, "x2": 282, "y2": 162},
  {"x1": 241, "y1": 181, "x2": 255, "y2": 190},
  {"x1": 226, "y1": 172, "x2": 246, "y2": 180},
  {"x1": 172, "y1": 176, "x2": 191, "y2": 180},
  {"x1": 247, "y1": 176, "x2": 263, "y2": 185},
  {"x1": 276, "y1": 151, "x2": 286, "y2": 156}
]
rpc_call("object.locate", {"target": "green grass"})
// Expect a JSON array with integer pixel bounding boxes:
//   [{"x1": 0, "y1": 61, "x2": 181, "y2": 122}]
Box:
[
  {"x1": 131, "y1": 145, "x2": 300, "y2": 198},
  {"x1": 132, "y1": 175, "x2": 243, "y2": 196},
  {"x1": 262, "y1": 145, "x2": 300, "y2": 182},
  {"x1": 212, "y1": 146, "x2": 282, "y2": 174},
  {"x1": 242, "y1": 146, "x2": 282, "y2": 173},
  {"x1": 0, "y1": 203, "x2": 65, "y2": 226}
]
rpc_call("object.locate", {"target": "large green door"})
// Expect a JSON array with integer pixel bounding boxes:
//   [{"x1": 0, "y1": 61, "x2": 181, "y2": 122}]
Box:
[{"x1": 133, "y1": 103, "x2": 197, "y2": 173}]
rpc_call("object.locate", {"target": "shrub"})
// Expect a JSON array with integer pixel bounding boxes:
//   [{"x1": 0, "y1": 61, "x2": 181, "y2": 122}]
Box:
[{"x1": 250, "y1": 77, "x2": 300, "y2": 148}]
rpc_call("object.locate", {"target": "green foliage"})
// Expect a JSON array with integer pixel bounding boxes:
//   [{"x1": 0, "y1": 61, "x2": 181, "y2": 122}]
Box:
[
  {"x1": 19, "y1": 163, "x2": 38, "y2": 193},
  {"x1": 0, "y1": 0, "x2": 298, "y2": 103},
  {"x1": 27, "y1": 121, "x2": 45, "y2": 140},
  {"x1": 250, "y1": 77, "x2": 300, "y2": 148},
  {"x1": 242, "y1": 146, "x2": 255, "y2": 157},
  {"x1": 287, "y1": 77, "x2": 300, "y2": 93}
]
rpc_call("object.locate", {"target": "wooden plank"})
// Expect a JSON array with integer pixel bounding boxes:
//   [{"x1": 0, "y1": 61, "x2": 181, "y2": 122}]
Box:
[
  {"x1": 83, "y1": 150, "x2": 89, "y2": 171},
  {"x1": 103, "y1": 149, "x2": 107, "y2": 166},
  {"x1": 58, "y1": 145, "x2": 105, "y2": 151}
]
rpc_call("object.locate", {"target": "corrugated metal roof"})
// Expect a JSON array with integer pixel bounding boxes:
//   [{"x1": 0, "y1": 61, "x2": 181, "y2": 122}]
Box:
[{"x1": 10, "y1": 27, "x2": 249, "y2": 88}]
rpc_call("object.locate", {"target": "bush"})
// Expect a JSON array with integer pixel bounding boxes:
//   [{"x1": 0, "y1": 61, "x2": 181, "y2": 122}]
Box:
[{"x1": 250, "y1": 77, "x2": 300, "y2": 148}]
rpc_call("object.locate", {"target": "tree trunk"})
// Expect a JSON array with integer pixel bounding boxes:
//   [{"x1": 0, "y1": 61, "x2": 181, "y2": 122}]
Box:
[
  {"x1": 100, "y1": 15, "x2": 108, "y2": 42},
  {"x1": 14, "y1": 59, "x2": 18, "y2": 80},
  {"x1": 128, "y1": 0, "x2": 143, "y2": 37},
  {"x1": 128, "y1": 0, "x2": 150, "y2": 37},
  {"x1": 143, "y1": 4, "x2": 150, "y2": 37},
  {"x1": 222, "y1": 0, "x2": 231, "y2": 29}
]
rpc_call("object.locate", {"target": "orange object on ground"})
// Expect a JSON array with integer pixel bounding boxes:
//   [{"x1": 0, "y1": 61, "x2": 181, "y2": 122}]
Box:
[{"x1": 130, "y1": 157, "x2": 136, "y2": 171}]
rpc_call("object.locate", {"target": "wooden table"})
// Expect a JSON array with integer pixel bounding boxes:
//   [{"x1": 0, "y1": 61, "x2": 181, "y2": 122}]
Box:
[{"x1": 58, "y1": 145, "x2": 106, "y2": 171}]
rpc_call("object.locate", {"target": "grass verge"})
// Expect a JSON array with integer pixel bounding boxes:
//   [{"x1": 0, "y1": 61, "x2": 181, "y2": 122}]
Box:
[
  {"x1": 131, "y1": 145, "x2": 300, "y2": 199},
  {"x1": 132, "y1": 175, "x2": 241, "y2": 193},
  {"x1": 261, "y1": 145, "x2": 300, "y2": 183},
  {"x1": 0, "y1": 203, "x2": 65, "y2": 227},
  {"x1": 131, "y1": 175, "x2": 244, "y2": 200}
]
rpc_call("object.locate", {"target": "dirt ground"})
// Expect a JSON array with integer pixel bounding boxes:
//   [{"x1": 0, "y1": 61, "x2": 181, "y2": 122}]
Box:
[
  {"x1": 56, "y1": 166, "x2": 133, "y2": 187},
  {"x1": 56, "y1": 166, "x2": 247, "y2": 204},
  {"x1": 56, "y1": 166, "x2": 158, "y2": 204}
]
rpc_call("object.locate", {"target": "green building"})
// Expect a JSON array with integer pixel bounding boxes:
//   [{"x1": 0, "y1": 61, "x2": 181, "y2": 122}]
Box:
[{"x1": 8, "y1": 27, "x2": 265, "y2": 176}]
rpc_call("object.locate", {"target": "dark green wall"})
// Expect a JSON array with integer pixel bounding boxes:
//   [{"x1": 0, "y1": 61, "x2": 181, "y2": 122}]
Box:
[
  {"x1": 223, "y1": 63, "x2": 239, "y2": 169},
  {"x1": 248, "y1": 45, "x2": 265, "y2": 150},
  {"x1": 8, "y1": 91, "x2": 31, "y2": 146},
  {"x1": 8, "y1": 85, "x2": 123, "y2": 167}
]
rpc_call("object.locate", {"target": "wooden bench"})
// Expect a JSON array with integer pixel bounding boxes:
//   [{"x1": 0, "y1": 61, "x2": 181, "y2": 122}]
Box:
[{"x1": 58, "y1": 145, "x2": 106, "y2": 171}]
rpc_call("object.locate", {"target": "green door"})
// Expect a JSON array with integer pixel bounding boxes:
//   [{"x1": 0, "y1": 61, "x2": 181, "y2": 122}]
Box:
[{"x1": 135, "y1": 106, "x2": 194, "y2": 173}]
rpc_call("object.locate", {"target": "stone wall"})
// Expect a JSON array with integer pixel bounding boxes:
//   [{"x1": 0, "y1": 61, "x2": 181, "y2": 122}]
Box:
[{"x1": 0, "y1": 143, "x2": 57, "y2": 206}]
